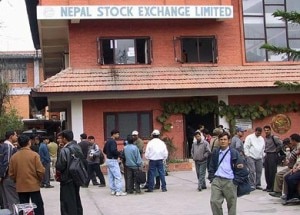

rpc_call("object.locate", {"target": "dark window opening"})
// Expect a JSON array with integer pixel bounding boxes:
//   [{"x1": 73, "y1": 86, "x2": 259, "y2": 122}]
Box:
[
  {"x1": 181, "y1": 37, "x2": 217, "y2": 63},
  {"x1": 98, "y1": 38, "x2": 151, "y2": 65},
  {"x1": 104, "y1": 112, "x2": 152, "y2": 140}
]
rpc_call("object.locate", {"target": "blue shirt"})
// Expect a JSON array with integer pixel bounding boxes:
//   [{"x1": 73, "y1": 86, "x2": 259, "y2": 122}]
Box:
[
  {"x1": 39, "y1": 142, "x2": 51, "y2": 164},
  {"x1": 215, "y1": 147, "x2": 234, "y2": 179},
  {"x1": 124, "y1": 144, "x2": 142, "y2": 168}
]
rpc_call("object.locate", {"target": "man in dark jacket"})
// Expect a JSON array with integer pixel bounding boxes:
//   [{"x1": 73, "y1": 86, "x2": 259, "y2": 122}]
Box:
[
  {"x1": 39, "y1": 136, "x2": 53, "y2": 188},
  {"x1": 208, "y1": 132, "x2": 247, "y2": 215},
  {"x1": 56, "y1": 130, "x2": 85, "y2": 215}
]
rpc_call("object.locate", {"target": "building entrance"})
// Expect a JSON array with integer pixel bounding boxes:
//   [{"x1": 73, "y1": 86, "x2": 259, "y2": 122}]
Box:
[{"x1": 184, "y1": 112, "x2": 216, "y2": 158}]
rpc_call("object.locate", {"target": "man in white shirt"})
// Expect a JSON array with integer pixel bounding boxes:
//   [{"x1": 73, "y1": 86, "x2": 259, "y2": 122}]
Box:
[
  {"x1": 244, "y1": 127, "x2": 265, "y2": 190},
  {"x1": 145, "y1": 129, "x2": 168, "y2": 192}
]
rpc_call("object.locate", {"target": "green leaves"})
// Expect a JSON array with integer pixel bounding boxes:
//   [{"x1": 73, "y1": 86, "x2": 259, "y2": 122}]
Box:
[{"x1": 157, "y1": 98, "x2": 300, "y2": 133}]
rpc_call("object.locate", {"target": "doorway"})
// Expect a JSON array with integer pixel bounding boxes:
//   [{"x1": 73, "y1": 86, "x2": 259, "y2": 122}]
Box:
[{"x1": 184, "y1": 112, "x2": 217, "y2": 158}]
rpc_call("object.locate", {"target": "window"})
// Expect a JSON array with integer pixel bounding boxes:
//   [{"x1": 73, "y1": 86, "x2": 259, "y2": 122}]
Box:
[
  {"x1": 0, "y1": 60, "x2": 27, "y2": 83},
  {"x1": 180, "y1": 36, "x2": 217, "y2": 63},
  {"x1": 97, "y1": 37, "x2": 151, "y2": 65},
  {"x1": 104, "y1": 112, "x2": 152, "y2": 139},
  {"x1": 242, "y1": 0, "x2": 300, "y2": 62}
]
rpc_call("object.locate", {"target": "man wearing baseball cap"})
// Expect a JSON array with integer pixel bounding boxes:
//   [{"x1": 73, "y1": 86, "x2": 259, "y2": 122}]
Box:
[
  {"x1": 144, "y1": 129, "x2": 168, "y2": 192},
  {"x1": 132, "y1": 131, "x2": 144, "y2": 157},
  {"x1": 231, "y1": 127, "x2": 246, "y2": 157}
]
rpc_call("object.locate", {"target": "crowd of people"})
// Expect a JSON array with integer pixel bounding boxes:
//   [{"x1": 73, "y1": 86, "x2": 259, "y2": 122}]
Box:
[
  {"x1": 0, "y1": 124, "x2": 299, "y2": 215},
  {"x1": 198, "y1": 125, "x2": 300, "y2": 214}
]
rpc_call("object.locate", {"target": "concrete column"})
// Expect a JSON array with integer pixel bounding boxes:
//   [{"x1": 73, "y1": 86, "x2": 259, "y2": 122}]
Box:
[
  {"x1": 71, "y1": 99, "x2": 83, "y2": 142},
  {"x1": 33, "y1": 55, "x2": 40, "y2": 86},
  {"x1": 218, "y1": 95, "x2": 229, "y2": 131}
]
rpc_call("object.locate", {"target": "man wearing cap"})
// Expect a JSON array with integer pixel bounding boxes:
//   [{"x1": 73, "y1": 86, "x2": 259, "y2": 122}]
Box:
[
  {"x1": 145, "y1": 129, "x2": 168, "y2": 192},
  {"x1": 132, "y1": 131, "x2": 144, "y2": 157},
  {"x1": 231, "y1": 127, "x2": 246, "y2": 157}
]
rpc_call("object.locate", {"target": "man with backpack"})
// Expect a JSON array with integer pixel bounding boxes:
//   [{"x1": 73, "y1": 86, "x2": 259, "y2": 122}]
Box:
[
  {"x1": 263, "y1": 125, "x2": 283, "y2": 192},
  {"x1": 56, "y1": 130, "x2": 86, "y2": 215},
  {"x1": 87, "y1": 136, "x2": 106, "y2": 187}
]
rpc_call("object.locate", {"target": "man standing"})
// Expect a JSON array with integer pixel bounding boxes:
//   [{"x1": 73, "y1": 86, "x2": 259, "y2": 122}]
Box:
[
  {"x1": 231, "y1": 127, "x2": 246, "y2": 157},
  {"x1": 87, "y1": 136, "x2": 106, "y2": 187},
  {"x1": 263, "y1": 125, "x2": 282, "y2": 192},
  {"x1": 208, "y1": 132, "x2": 245, "y2": 215},
  {"x1": 78, "y1": 133, "x2": 97, "y2": 186},
  {"x1": 56, "y1": 130, "x2": 84, "y2": 215},
  {"x1": 39, "y1": 136, "x2": 54, "y2": 188},
  {"x1": 124, "y1": 136, "x2": 143, "y2": 194},
  {"x1": 103, "y1": 129, "x2": 127, "y2": 196},
  {"x1": 244, "y1": 127, "x2": 265, "y2": 190},
  {"x1": 191, "y1": 131, "x2": 211, "y2": 191},
  {"x1": 47, "y1": 136, "x2": 58, "y2": 181},
  {"x1": 132, "y1": 130, "x2": 144, "y2": 157},
  {"x1": 145, "y1": 129, "x2": 168, "y2": 192},
  {"x1": 9, "y1": 135, "x2": 45, "y2": 215},
  {"x1": 0, "y1": 130, "x2": 19, "y2": 212}
]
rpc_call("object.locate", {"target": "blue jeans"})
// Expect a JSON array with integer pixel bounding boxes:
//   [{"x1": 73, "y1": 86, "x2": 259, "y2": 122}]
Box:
[
  {"x1": 106, "y1": 159, "x2": 123, "y2": 192},
  {"x1": 148, "y1": 160, "x2": 166, "y2": 191}
]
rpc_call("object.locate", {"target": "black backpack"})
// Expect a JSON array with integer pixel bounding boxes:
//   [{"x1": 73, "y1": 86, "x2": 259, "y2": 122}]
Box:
[{"x1": 67, "y1": 147, "x2": 89, "y2": 187}]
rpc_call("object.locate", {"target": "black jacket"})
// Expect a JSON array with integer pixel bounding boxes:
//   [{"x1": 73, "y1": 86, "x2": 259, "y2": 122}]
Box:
[
  {"x1": 56, "y1": 141, "x2": 86, "y2": 184},
  {"x1": 208, "y1": 147, "x2": 249, "y2": 186}
]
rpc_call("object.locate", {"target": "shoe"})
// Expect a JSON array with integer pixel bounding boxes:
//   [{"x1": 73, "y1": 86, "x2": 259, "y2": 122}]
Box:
[
  {"x1": 154, "y1": 186, "x2": 160, "y2": 190},
  {"x1": 142, "y1": 185, "x2": 148, "y2": 189},
  {"x1": 269, "y1": 192, "x2": 282, "y2": 198},
  {"x1": 263, "y1": 188, "x2": 273, "y2": 192},
  {"x1": 198, "y1": 188, "x2": 202, "y2": 192},
  {"x1": 127, "y1": 191, "x2": 134, "y2": 194},
  {"x1": 256, "y1": 186, "x2": 263, "y2": 190},
  {"x1": 40, "y1": 184, "x2": 45, "y2": 188},
  {"x1": 281, "y1": 194, "x2": 287, "y2": 200},
  {"x1": 93, "y1": 182, "x2": 100, "y2": 186},
  {"x1": 115, "y1": 191, "x2": 127, "y2": 196},
  {"x1": 286, "y1": 198, "x2": 300, "y2": 204},
  {"x1": 98, "y1": 184, "x2": 106, "y2": 187},
  {"x1": 145, "y1": 189, "x2": 153, "y2": 193},
  {"x1": 201, "y1": 186, "x2": 207, "y2": 189},
  {"x1": 162, "y1": 189, "x2": 167, "y2": 192},
  {"x1": 45, "y1": 185, "x2": 54, "y2": 188},
  {"x1": 111, "y1": 191, "x2": 116, "y2": 195},
  {"x1": 81, "y1": 185, "x2": 89, "y2": 188},
  {"x1": 136, "y1": 190, "x2": 141, "y2": 194},
  {"x1": 250, "y1": 186, "x2": 255, "y2": 192}
]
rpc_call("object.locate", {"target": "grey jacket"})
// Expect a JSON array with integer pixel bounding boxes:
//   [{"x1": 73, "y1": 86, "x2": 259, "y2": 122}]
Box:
[{"x1": 191, "y1": 140, "x2": 211, "y2": 162}]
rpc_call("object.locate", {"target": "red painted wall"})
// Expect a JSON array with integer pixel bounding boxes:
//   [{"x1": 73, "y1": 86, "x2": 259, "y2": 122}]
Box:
[
  {"x1": 229, "y1": 94, "x2": 300, "y2": 140},
  {"x1": 82, "y1": 98, "x2": 185, "y2": 158}
]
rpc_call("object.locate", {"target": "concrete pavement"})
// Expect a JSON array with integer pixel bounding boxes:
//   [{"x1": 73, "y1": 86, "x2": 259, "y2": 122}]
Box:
[{"x1": 41, "y1": 168, "x2": 300, "y2": 215}]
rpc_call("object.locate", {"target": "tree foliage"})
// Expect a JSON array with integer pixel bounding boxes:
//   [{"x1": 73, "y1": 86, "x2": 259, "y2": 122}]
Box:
[{"x1": 261, "y1": 10, "x2": 300, "y2": 61}]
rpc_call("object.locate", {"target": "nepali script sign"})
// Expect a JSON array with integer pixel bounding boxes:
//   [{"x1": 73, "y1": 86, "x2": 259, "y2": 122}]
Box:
[{"x1": 37, "y1": 5, "x2": 233, "y2": 20}]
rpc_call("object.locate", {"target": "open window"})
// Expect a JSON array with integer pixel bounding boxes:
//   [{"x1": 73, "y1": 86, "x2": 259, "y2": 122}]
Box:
[
  {"x1": 175, "y1": 36, "x2": 218, "y2": 64},
  {"x1": 97, "y1": 37, "x2": 152, "y2": 65}
]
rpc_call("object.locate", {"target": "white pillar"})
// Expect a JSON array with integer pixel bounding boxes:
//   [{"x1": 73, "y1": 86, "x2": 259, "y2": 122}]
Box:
[
  {"x1": 33, "y1": 55, "x2": 40, "y2": 86},
  {"x1": 71, "y1": 99, "x2": 83, "y2": 142},
  {"x1": 218, "y1": 95, "x2": 230, "y2": 131}
]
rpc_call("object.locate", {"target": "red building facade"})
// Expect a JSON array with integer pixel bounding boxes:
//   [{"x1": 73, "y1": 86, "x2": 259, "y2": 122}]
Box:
[{"x1": 26, "y1": 0, "x2": 300, "y2": 159}]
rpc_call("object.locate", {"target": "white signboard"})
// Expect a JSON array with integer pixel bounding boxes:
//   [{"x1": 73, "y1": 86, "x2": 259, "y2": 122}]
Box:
[
  {"x1": 235, "y1": 118, "x2": 252, "y2": 130},
  {"x1": 37, "y1": 5, "x2": 233, "y2": 20}
]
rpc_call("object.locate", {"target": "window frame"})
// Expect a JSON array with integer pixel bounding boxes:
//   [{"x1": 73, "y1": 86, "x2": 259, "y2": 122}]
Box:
[
  {"x1": 97, "y1": 37, "x2": 152, "y2": 65},
  {"x1": 0, "y1": 60, "x2": 27, "y2": 83},
  {"x1": 242, "y1": 0, "x2": 300, "y2": 62},
  {"x1": 103, "y1": 111, "x2": 153, "y2": 140},
  {"x1": 174, "y1": 36, "x2": 218, "y2": 64}
]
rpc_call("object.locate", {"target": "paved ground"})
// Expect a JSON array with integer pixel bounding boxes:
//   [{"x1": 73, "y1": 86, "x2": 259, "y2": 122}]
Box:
[{"x1": 40, "y1": 166, "x2": 300, "y2": 215}]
